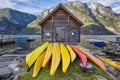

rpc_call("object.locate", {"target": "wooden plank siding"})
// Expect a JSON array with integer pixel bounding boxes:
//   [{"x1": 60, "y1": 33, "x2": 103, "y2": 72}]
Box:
[{"x1": 39, "y1": 4, "x2": 83, "y2": 44}]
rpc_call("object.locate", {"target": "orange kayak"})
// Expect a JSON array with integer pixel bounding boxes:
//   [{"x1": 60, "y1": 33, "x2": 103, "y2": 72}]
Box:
[
  {"x1": 72, "y1": 45, "x2": 106, "y2": 71},
  {"x1": 71, "y1": 46, "x2": 87, "y2": 67}
]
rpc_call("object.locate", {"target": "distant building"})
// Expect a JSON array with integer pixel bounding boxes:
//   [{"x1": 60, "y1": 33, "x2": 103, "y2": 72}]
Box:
[{"x1": 38, "y1": 4, "x2": 83, "y2": 44}]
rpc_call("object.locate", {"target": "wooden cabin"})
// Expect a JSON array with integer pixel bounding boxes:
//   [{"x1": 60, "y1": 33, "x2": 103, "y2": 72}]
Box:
[{"x1": 38, "y1": 4, "x2": 83, "y2": 44}]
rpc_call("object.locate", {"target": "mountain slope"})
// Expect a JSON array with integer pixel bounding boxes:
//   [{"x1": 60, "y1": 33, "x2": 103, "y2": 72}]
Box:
[
  {"x1": 0, "y1": 8, "x2": 37, "y2": 34},
  {"x1": 27, "y1": 2, "x2": 120, "y2": 35}
]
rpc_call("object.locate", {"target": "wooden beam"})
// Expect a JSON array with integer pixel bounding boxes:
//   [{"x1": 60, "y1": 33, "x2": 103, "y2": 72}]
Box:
[
  {"x1": 52, "y1": 16, "x2": 54, "y2": 42},
  {"x1": 78, "y1": 27, "x2": 80, "y2": 42},
  {"x1": 41, "y1": 29, "x2": 43, "y2": 42},
  {"x1": 79, "y1": 24, "x2": 81, "y2": 42},
  {"x1": 68, "y1": 15, "x2": 70, "y2": 44}
]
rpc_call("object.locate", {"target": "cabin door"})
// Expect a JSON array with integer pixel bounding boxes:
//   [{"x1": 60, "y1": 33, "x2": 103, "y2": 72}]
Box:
[{"x1": 55, "y1": 27, "x2": 65, "y2": 42}]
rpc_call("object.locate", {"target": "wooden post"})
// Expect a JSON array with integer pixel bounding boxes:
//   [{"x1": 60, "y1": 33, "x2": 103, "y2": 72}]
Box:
[
  {"x1": 52, "y1": 16, "x2": 54, "y2": 42},
  {"x1": 41, "y1": 29, "x2": 43, "y2": 42},
  {"x1": 9, "y1": 35, "x2": 10, "y2": 44},
  {"x1": 68, "y1": 15, "x2": 70, "y2": 44},
  {"x1": 0, "y1": 39, "x2": 2, "y2": 46}
]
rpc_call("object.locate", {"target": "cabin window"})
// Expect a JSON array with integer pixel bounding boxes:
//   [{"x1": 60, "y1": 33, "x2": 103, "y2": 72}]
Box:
[
  {"x1": 45, "y1": 32, "x2": 51, "y2": 37},
  {"x1": 71, "y1": 30, "x2": 78, "y2": 36}
]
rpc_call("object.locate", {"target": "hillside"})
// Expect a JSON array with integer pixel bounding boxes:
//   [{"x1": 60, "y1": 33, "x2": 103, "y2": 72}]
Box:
[
  {"x1": 0, "y1": 8, "x2": 37, "y2": 34},
  {"x1": 27, "y1": 2, "x2": 120, "y2": 35}
]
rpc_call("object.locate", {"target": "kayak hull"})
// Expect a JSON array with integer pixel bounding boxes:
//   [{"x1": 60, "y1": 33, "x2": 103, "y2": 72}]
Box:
[
  {"x1": 71, "y1": 46, "x2": 87, "y2": 67},
  {"x1": 26, "y1": 42, "x2": 49, "y2": 67},
  {"x1": 74, "y1": 46, "x2": 106, "y2": 71},
  {"x1": 96, "y1": 55, "x2": 120, "y2": 71},
  {"x1": 66, "y1": 45, "x2": 76, "y2": 62},
  {"x1": 60, "y1": 44, "x2": 70, "y2": 73},
  {"x1": 42, "y1": 43, "x2": 53, "y2": 67},
  {"x1": 33, "y1": 51, "x2": 46, "y2": 77},
  {"x1": 50, "y1": 43, "x2": 61, "y2": 76}
]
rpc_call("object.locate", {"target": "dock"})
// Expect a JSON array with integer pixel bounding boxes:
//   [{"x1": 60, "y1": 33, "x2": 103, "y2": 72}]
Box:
[{"x1": 0, "y1": 35, "x2": 16, "y2": 46}]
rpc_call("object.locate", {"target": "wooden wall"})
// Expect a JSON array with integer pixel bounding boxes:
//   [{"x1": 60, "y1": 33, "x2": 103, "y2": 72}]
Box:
[{"x1": 41, "y1": 7, "x2": 81, "y2": 43}]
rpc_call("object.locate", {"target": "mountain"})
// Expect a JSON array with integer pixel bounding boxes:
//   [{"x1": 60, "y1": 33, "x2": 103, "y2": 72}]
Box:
[
  {"x1": 28, "y1": 1, "x2": 120, "y2": 35},
  {"x1": 0, "y1": 8, "x2": 37, "y2": 34}
]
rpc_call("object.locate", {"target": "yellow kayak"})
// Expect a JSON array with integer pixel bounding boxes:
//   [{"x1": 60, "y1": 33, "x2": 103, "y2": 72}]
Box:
[
  {"x1": 42, "y1": 43, "x2": 53, "y2": 67},
  {"x1": 66, "y1": 45, "x2": 76, "y2": 62},
  {"x1": 60, "y1": 44, "x2": 70, "y2": 73},
  {"x1": 32, "y1": 51, "x2": 46, "y2": 77},
  {"x1": 50, "y1": 43, "x2": 61, "y2": 76},
  {"x1": 26, "y1": 42, "x2": 49, "y2": 67},
  {"x1": 26, "y1": 46, "x2": 41, "y2": 65},
  {"x1": 96, "y1": 55, "x2": 120, "y2": 71}
]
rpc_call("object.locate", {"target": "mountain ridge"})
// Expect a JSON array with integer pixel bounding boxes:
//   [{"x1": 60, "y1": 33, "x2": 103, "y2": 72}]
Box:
[
  {"x1": 27, "y1": 1, "x2": 120, "y2": 35},
  {"x1": 0, "y1": 8, "x2": 37, "y2": 34}
]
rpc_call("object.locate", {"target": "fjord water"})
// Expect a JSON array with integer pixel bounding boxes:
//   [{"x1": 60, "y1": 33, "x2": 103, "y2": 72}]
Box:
[
  {"x1": 0, "y1": 35, "x2": 120, "y2": 56},
  {"x1": 0, "y1": 35, "x2": 41, "y2": 68},
  {"x1": 0, "y1": 35, "x2": 41, "y2": 53}
]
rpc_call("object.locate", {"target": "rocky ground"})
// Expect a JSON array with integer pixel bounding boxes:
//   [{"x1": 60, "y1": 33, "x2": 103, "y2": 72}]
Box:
[
  {"x1": 0, "y1": 47, "x2": 26, "y2": 80},
  {"x1": 86, "y1": 48, "x2": 120, "y2": 80}
]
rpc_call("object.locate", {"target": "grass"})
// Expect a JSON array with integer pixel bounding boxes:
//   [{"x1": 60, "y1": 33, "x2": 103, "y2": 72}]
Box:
[{"x1": 18, "y1": 58, "x2": 113, "y2": 80}]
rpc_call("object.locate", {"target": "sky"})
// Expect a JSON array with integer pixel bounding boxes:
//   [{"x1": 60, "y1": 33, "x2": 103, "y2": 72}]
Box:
[{"x1": 0, "y1": 0, "x2": 120, "y2": 15}]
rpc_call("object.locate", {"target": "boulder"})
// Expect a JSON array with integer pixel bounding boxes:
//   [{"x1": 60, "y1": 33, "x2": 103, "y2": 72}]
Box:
[
  {"x1": 0, "y1": 67, "x2": 13, "y2": 79},
  {"x1": 79, "y1": 63, "x2": 94, "y2": 72}
]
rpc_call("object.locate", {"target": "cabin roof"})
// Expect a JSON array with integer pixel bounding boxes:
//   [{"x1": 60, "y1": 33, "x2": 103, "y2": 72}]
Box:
[{"x1": 38, "y1": 3, "x2": 84, "y2": 26}]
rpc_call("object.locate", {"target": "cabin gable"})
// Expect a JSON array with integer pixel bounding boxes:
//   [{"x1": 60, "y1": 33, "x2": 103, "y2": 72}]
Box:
[{"x1": 39, "y1": 4, "x2": 83, "y2": 44}]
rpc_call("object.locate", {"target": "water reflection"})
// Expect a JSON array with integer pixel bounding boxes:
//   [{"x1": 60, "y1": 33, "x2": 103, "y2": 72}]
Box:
[{"x1": 0, "y1": 35, "x2": 42, "y2": 54}]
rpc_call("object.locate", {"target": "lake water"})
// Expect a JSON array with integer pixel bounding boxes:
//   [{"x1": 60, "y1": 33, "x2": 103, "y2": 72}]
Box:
[
  {"x1": 0, "y1": 35, "x2": 41, "y2": 52},
  {"x1": 0, "y1": 35, "x2": 42, "y2": 69},
  {"x1": 0, "y1": 35, "x2": 120, "y2": 53}
]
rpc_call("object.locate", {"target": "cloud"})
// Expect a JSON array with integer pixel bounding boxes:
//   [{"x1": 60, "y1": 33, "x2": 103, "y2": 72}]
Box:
[
  {"x1": 67, "y1": 0, "x2": 120, "y2": 6},
  {"x1": 93, "y1": 0, "x2": 120, "y2": 6},
  {"x1": 0, "y1": 0, "x2": 45, "y2": 15},
  {"x1": 113, "y1": 6, "x2": 120, "y2": 13},
  {"x1": 0, "y1": 0, "x2": 120, "y2": 14},
  {"x1": 0, "y1": 0, "x2": 16, "y2": 8},
  {"x1": 16, "y1": 0, "x2": 28, "y2": 2},
  {"x1": 16, "y1": 7, "x2": 42, "y2": 15},
  {"x1": 67, "y1": 0, "x2": 77, "y2": 2}
]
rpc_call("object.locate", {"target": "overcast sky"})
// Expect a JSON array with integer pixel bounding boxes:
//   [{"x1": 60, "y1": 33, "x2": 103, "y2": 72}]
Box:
[{"x1": 0, "y1": 0, "x2": 120, "y2": 15}]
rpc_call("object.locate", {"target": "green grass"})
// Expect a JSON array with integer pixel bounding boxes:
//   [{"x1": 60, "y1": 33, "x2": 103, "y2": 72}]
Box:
[{"x1": 18, "y1": 58, "x2": 113, "y2": 80}]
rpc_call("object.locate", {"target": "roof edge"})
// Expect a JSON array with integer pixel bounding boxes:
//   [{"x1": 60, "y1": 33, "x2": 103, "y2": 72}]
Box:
[{"x1": 38, "y1": 3, "x2": 84, "y2": 26}]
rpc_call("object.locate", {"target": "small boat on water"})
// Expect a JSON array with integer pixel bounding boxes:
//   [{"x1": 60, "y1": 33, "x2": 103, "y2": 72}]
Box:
[
  {"x1": 27, "y1": 37, "x2": 36, "y2": 42},
  {"x1": 86, "y1": 39, "x2": 106, "y2": 47}
]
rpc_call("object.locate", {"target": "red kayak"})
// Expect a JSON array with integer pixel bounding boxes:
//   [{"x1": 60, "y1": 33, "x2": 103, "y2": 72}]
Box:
[{"x1": 71, "y1": 45, "x2": 87, "y2": 67}]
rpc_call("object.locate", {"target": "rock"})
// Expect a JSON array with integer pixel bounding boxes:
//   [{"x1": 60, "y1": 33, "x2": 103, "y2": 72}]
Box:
[
  {"x1": 107, "y1": 66, "x2": 118, "y2": 75},
  {"x1": 0, "y1": 67, "x2": 13, "y2": 79},
  {"x1": 0, "y1": 47, "x2": 23, "y2": 56},
  {"x1": 79, "y1": 63, "x2": 94, "y2": 72},
  {"x1": 116, "y1": 72, "x2": 120, "y2": 80},
  {"x1": 8, "y1": 62, "x2": 18, "y2": 69}
]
